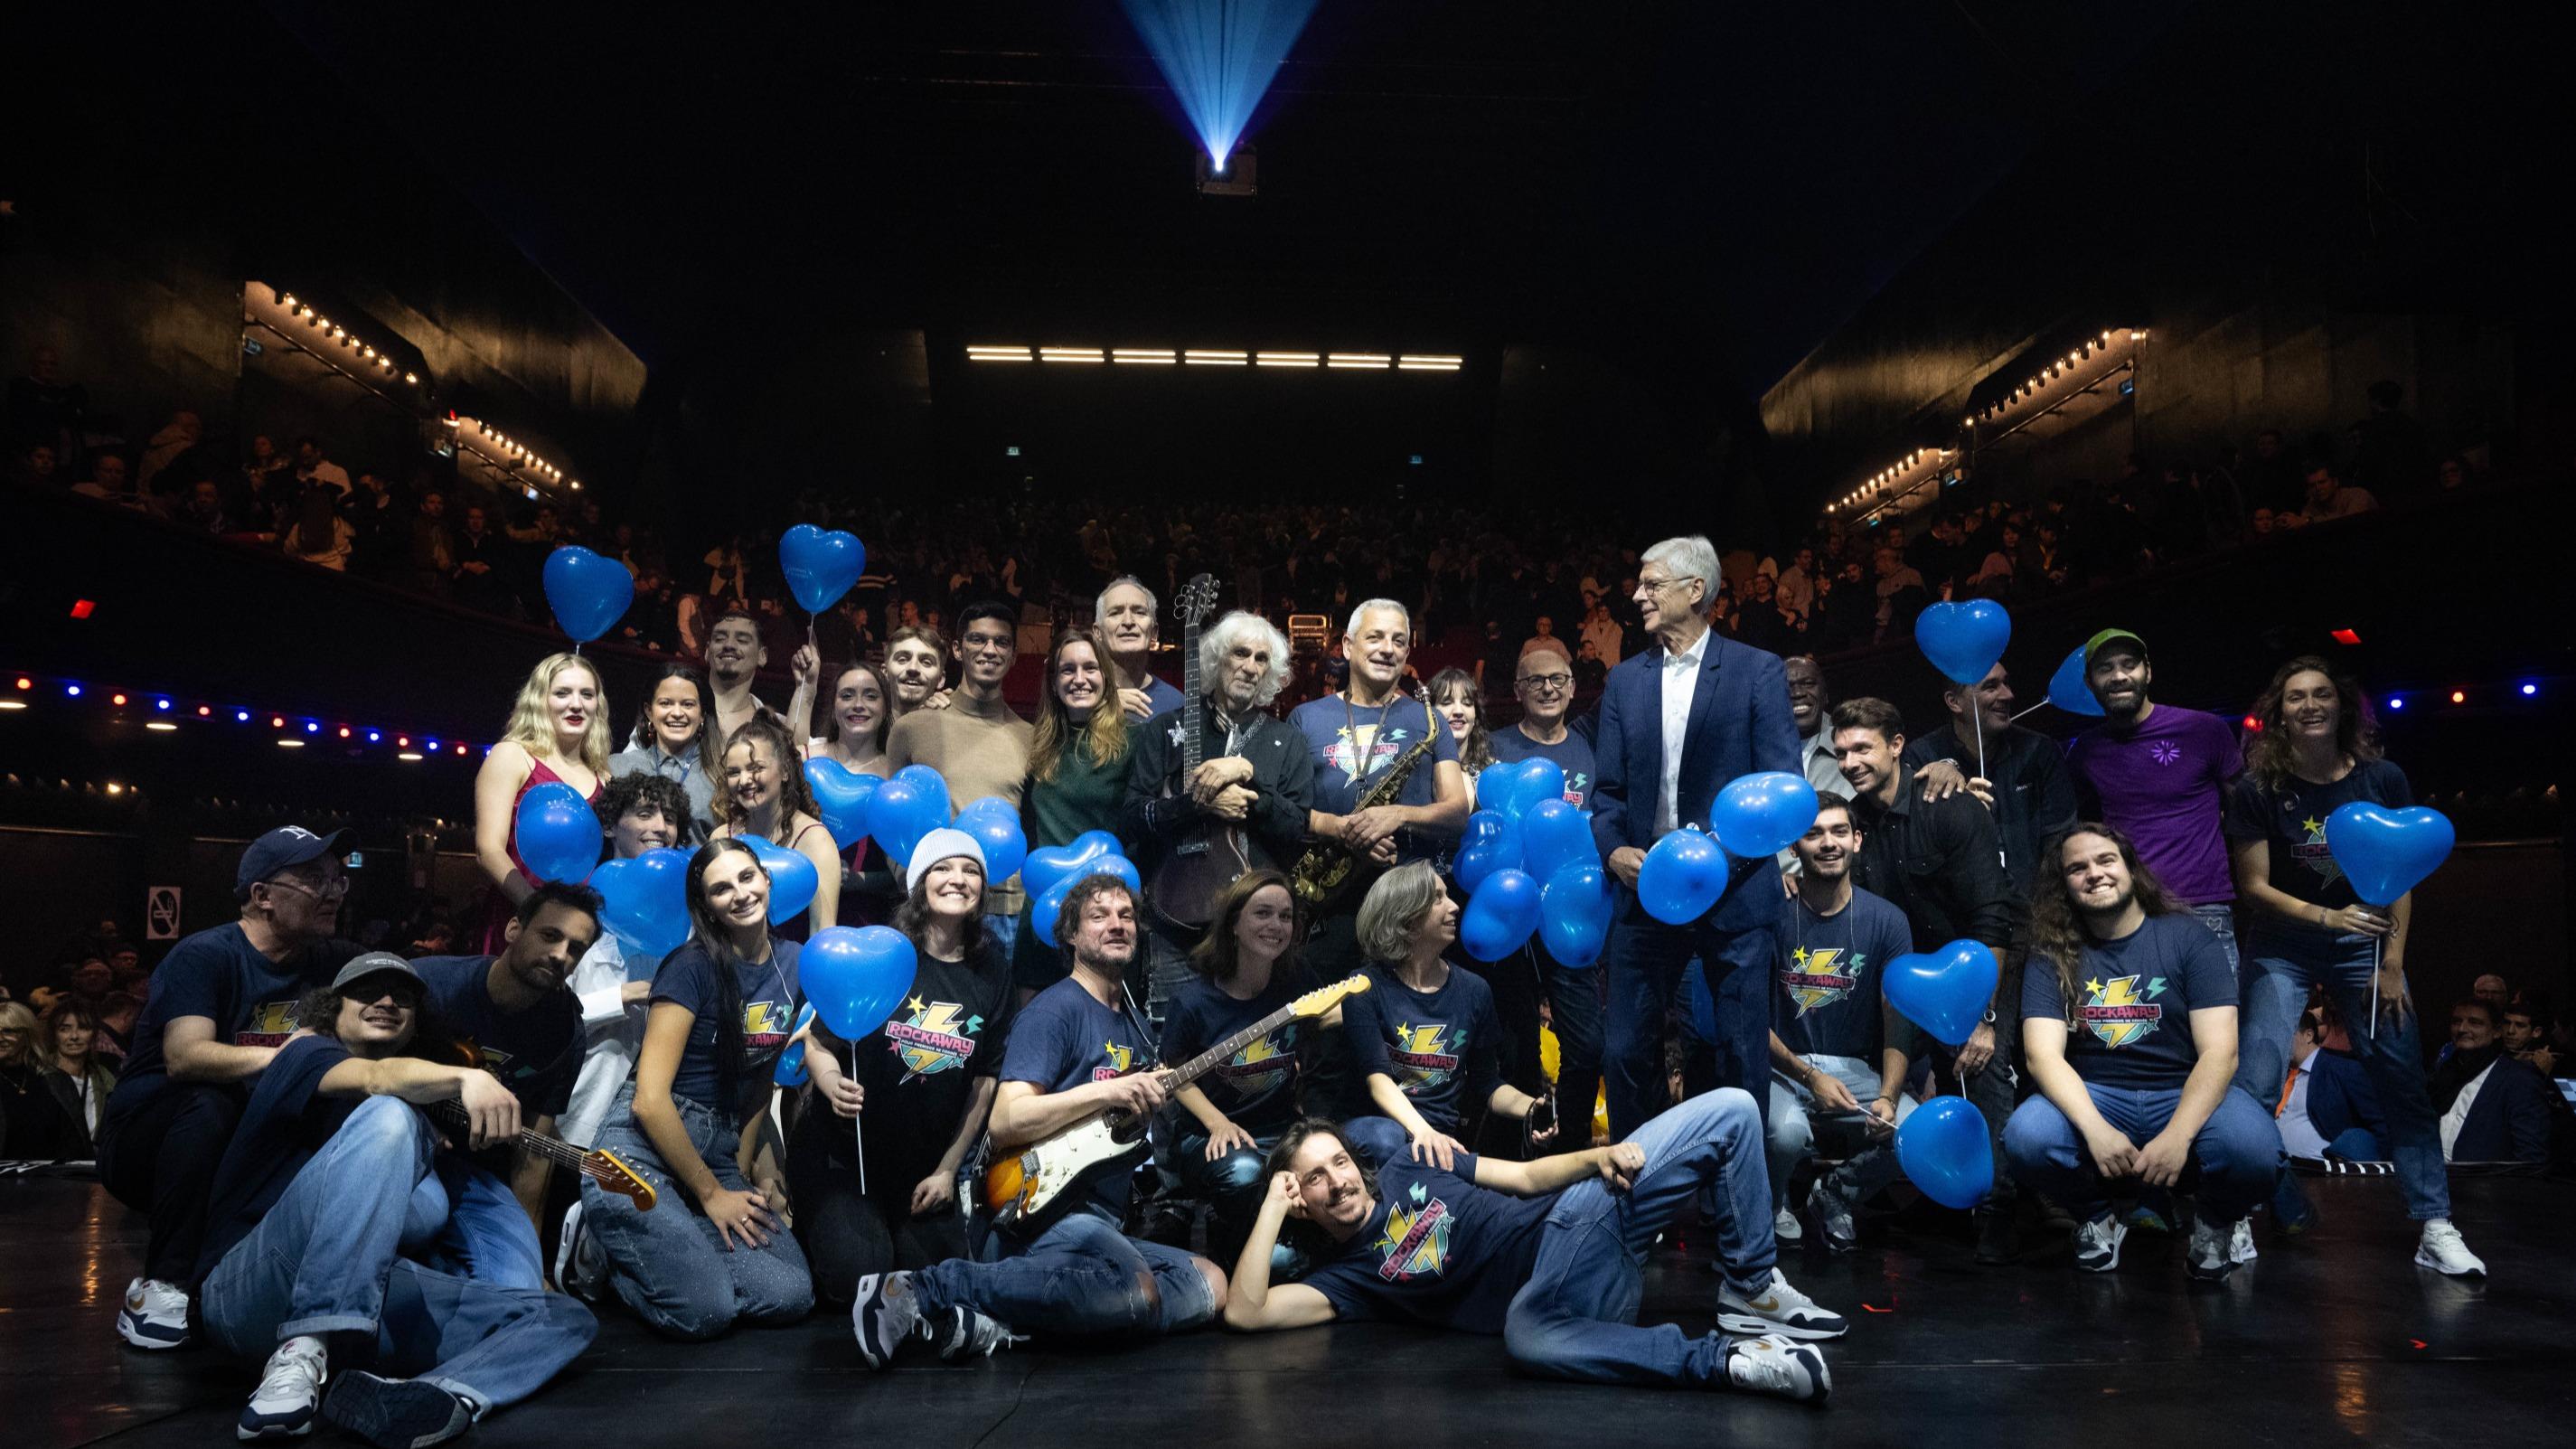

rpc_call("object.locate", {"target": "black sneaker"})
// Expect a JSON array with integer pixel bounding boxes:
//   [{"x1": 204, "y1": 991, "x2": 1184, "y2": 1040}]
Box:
[{"x1": 321, "y1": 1372, "x2": 473, "y2": 1449}]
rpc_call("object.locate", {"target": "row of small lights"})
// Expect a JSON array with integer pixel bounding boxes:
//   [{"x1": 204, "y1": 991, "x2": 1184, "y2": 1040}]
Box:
[
  {"x1": 1826, "y1": 329, "x2": 2148, "y2": 520},
  {"x1": 447, "y1": 414, "x2": 578, "y2": 493},
  {"x1": 273, "y1": 291, "x2": 421, "y2": 388},
  {"x1": 6, "y1": 673, "x2": 476, "y2": 762},
  {"x1": 966, "y1": 345, "x2": 1464, "y2": 372}
]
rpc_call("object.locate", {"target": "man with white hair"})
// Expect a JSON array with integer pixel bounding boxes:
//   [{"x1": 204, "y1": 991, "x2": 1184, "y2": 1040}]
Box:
[
  {"x1": 1590, "y1": 536, "x2": 1801, "y2": 1143},
  {"x1": 1124, "y1": 610, "x2": 1317, "y2": 1010},
  {"x1": 1097, "y1": 576, "x2": 1187, "y2": 721}
]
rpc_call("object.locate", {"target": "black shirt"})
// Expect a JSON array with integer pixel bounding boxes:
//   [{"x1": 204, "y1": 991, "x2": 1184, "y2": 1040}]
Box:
[
  {"x1": 1123, "y1": 702, "x2": 1317, "y2": 880},
  {"x1": 1846, "y1": 767, "x2": 2019, "y2": 956},
  {"x1": 1902, "y1": 723, "x2": 2080, "y2": 894},
  {"x1": 103, "y1": 925, "x2": 362, "y2": 1137},
  {"x1": 2222, "y1": 758, "x2": 2415, "y2": 914},
  {"x1": 814, "y1": 942, "x2": 1016, "y2": 1192}
]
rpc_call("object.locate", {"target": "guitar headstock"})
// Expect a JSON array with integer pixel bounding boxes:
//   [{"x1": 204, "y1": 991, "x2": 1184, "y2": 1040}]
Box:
[
  {"x1": 585, "y1": 1147, "x2": 659, "y2": 1211},
  {"x1": 1176, "y1": 573, "x2": 1223, "y2": 631},
  {"x1": 1291, "y1": 973, "x2": 1372, "y2": 1020}
]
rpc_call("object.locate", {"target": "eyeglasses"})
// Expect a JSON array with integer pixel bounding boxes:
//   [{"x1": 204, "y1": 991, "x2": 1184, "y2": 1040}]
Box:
[
  {"x1": 963, "y1": 633, "x2": 1014, "y2": 653},
  {"x1": 1517, "y1": 673, "x2": 1574, "y2": 691},
  {"x1": 1635, "y1": 576, "x2": 1689, "y2": 595},
  {"x1": 264, "y1": 875, "x2": 350, "y2": 901}
]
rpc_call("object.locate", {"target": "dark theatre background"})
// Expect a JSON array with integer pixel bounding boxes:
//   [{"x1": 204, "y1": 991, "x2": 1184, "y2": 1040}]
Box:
[{"x1": 4, "y1": 1, "x2": 2572, "y2": 1444}]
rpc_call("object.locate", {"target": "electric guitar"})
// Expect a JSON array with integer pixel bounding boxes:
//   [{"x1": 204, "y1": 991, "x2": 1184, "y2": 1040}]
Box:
[
  {"x1": 981, "y1": 973, "x2": 1370, "y2": 1236},
  {"x1": 425, "y1": 1097, "x2": 658, "y2": 1211},
  {"x1": 1147, "y1": 573, "x2": 1252, "y2": 932}
]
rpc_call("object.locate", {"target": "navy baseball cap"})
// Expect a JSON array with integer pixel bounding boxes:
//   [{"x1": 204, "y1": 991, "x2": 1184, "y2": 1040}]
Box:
[{"x1": 234, "y1": 825, "x2": 352, "y2": 901}]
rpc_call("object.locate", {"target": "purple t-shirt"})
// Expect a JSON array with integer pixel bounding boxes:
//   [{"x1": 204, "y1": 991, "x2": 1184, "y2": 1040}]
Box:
[{"x1": 2066, "y1": 706, "x2": 2244, "y2": 905}]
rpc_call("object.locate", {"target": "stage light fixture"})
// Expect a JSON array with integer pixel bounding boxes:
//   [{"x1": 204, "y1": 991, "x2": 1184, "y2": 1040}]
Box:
[
  {"x1": 1113, "y1": 349, "x2": 1177, "y2": 365},
  {"x1": 277, "y1": 739, "x2": 305, "y2": 748},
  {"x1": 2522, "y1": 682, "x2": 2539, "y2": 696},
  {"x1": 1184, "y1": 350, "x2": 1248, "y2": 366},
  {"x1": 2449, "y1": 690, "x2": 2466, "y2": 704},
  {"x1": 146, "y1": 721, "x2": 176, "y2": 732}
]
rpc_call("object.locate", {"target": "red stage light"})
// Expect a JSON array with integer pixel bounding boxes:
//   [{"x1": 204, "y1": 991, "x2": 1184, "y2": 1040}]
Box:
[
  {"x1": 2329, "y1": 627, "x2": 2361, "y2": 645},
  {"x1": 111, "y1": 693, "x2": 128, "y2": 706},
  {"x1": 271, "y1": 715, "x2": 286, "y2": 728},
  {"x1": 2242, "y1": 715, "x2": 2261, "y2": 731},
  {"x1": 70, "y1": 599, "x2": 96, "y2": 619},
  {"x1": 397, "y1": 736, "x2": 410, "y2": 748},
  {"x1": 14, "y1": 676, "x2": 30, "y2": 691},
  {"x1": 338, "y1": 726, "x2": 352, "y2": 739},
  {"x1": 2449, "y1": 691, "x2": 2467, "y2": 704},
  {"x1": 197, "y1": 705, "x2": 212, "y2": 717}
]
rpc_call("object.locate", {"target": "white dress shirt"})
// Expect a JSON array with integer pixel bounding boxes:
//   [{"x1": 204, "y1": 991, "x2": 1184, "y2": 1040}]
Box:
[
  {"x1": 2439, "y1": 1059, "x2": 2498, "y2": 1161},
  {"x1": 559, "y1": 934, "x2": 657, "y2": 1149},
  {"x1": 1654, "y1": 629, "x2": 1707, "y2": 835},
  {"x1": 2276, "y1": 1048, "x2": 2329, "y2": 1157}
]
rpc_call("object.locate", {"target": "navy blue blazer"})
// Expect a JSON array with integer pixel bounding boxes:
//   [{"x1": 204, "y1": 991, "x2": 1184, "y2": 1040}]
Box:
[
  {"x1": 2447, "y1": 1058, "x2": 2554, "y2": 1164},
  {"x1": 2299, "y1": 1049, "x2": 2385, "y2": 1144},
  {"x1": 1588, "y1": 629, "x2": 1799, "y2": 933}
]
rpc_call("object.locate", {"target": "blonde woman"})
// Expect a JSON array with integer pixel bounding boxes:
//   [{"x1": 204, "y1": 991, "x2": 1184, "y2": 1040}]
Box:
[{"x1": 474, "y1": 653, "x2": 611, "y2": 949}]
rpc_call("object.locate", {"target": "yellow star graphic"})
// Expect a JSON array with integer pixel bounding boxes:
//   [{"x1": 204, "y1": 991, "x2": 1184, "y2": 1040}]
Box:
[
  {"x1": 906, "y1": 994, "x2": 926, "y2": 1016},
  {"x1": 2300, "y1": 816, "x2": 2324, "y2": 837},
  {"x1": 1791, "y1": 946, "x2": 1811, "y2": 967},
  {"x1": 2084, "y1": 977, "x2": 2104, "y2": 997}
]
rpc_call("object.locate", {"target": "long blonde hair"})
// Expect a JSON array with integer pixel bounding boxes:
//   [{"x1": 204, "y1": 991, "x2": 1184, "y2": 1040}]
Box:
[
  {"x1": 500, "y1": 653, "x2": 612, "y2": 776},
  {"x1": 1029, "y1": 626, "x2": 1131, "y2": 783}
]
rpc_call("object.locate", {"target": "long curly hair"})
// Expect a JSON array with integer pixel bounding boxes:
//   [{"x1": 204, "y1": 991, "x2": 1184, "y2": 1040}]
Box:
[
  {"x1": 1426, "y1": 668, "x2": 1493, "y2": 776},
  {"x1": 1029, "y1": 626, "x2": 1130, "y2": 784},
  {"x1": 2243, "y1": 654, "x2": 2381, "y2": 794},
  {"x1": 710, "y1": 714, "x2": 821, "y2": 831},
  {"x1": 501, "y1": 653, "x2": 613, "y2": 777},
  {"x1": 2027, "y1": 823, "x2": 2185, "y2": 1026}
]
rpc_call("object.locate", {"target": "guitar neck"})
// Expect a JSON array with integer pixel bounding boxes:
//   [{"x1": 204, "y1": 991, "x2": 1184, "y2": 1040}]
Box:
[
  {"x1": 1179, "y1": 617, "x2": 1205, "y2": 774},
  {"x1": 424, "y1": 1097, "x2": 591, "y2": 1174},
  {"x1": 1168, "y1": 1001, "x2": 1301, "y2": 1090}
]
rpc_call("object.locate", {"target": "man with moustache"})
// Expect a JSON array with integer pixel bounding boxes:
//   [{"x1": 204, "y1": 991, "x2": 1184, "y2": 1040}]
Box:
[
  {"x1": 881, "y1": 624, "x2": 952, "y2": 719},
  {"x1": 1097, "y1": 575, "x2": 1187, "y2": 720},
  {"x1": 1905, "y1": 662, "x2": 2080, "y2": 896},
  {"x1": 411, "y1": 882, "x2": 606, "y2": 1277},
  {"x1": 702, "y1": 608, "x2": 782, "y2": 748},
  {"x1": 852, "y1": 875, "x2": 1227, "y2": 1363}
]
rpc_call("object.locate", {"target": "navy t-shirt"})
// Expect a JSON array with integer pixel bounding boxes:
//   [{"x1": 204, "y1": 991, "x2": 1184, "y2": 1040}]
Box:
[
  {"x1": 1292, "y1": 693, "x2": 1461, "y2": 863},
  {"x1": 1342, "y1": 963, "x2": 1500, "y2": 1135},
  {"x1": 1298, "y1": 1153, "x2": 1550, "y2": 1333},
  {"x1": 414, "y1": 955, "x2": 584, "y2": 1119},
  {"x1": 104, "y1": 924, "x2": 362, "y2": 1134},
  {"x1": 1772, "y1": 887, "x2": 1913, "y2": 1059},
  {"x1": 1486, "y1": 726, "x2": 1599, "y2": 812},
  {"x1": 2222, "y1": 759, "x2": 2413, "y2": 912},
  {"x1": 823, "y1": 943, "x2": 1016, "y2": 1190},
  {"x1": 653, "y1": 939, "x2": 802, "y2": 1120},
  {"x1": 998, "y1": 976, "x2": 1156, "y2": 1218},
  {"x1": 1159, "y1": 973, "x2": 1308, "y2": 1137},
  {"x1": 2022, "y1": 914, "x2": 2237, "y2": 1090},
  {"x1": 194, "y1": 1036, "x2": 359, "y2": 1284}
]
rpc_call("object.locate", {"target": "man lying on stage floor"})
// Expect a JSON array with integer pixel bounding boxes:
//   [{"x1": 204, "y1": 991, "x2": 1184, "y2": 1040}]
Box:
[{"x1": 1217, "y1": 1094, "x2": 1847, "y2": 1405}]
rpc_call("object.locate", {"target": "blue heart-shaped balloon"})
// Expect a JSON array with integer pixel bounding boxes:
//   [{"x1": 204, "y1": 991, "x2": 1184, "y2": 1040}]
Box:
[
  {"x1": 779, "y1": 524, "x2": 868, "y2": 615},
  {"x1": 593, "y1": 846, "x2": 691, "y2": 957},
  {"x1": 2045, "y1": 645, "x2": 2106, "y2": 718},
  {"x1": 954, "y1": 795, "x2": 1029, "y2": 881},
  {"x1": 2323, "y1": 803, "x2": 2454, "y2": 907},
  {"x1": 774, "y1": 1003, "x2": 821, "y2": 1087},
  {"x1": 892, "y1": 765, "x2": 952, "y2": 822},
  {"x1": 866, "y1": 778, "x2": 945, "y2": 870},
  {"x1": 1033, "y1": 854, "x2": 1142, "y2": 947},
  {"x1": 1709, "y1": 770, "x2": 1819, "y2": 860},
  {"x1": 1884, "y1": 938, "x2": 1999, "y2": 1048},
  {"x1": 804, "y1": 759, "x2": 881, "y2": 851},
  {"x1": 515, "y1": 781, "x2": 602, "y2": 885},
  {"x1": 1916, "y1": 599, "x2": 2012, "y2": 688},
  {"x1": 1539, "y1": 862, "x2": 1611, "y2": 967},
  {"x1": 1895, "y1": 1094, "x2": 1994, "y2": 1209},
  {"x1": 1454, "y1": 809, "x2": 1523, "y2": 894},
  {"x1": 540, "y1": 545, "x2": 635, "y2": 645},
  {"x1": 1461, "y1": 869, "x2": 1543, "y2": 962},
  {"x1": 801, "y1": 927, "x2": 917, "y2": 1041},
  {"x1": 739, "y1": 833, "x2": 820, "y2": 924},
  {"x1": 1022, "y1": 834, "x2": 1114, "y2": 900},
  {"x1": 1637, "y1": 828, "x2": 1727, "y2": 924}
]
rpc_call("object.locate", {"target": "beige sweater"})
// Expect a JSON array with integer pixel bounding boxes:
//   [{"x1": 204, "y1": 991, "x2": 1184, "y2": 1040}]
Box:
[{"x1": 886, "y1": 689, "x2": 1036, "y2": 911}]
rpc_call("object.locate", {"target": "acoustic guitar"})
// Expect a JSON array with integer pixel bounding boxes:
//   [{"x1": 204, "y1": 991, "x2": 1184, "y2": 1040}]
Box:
[
  {"x1": 1147, "y1": 572, "x2": 1251, "y2": 932},
  {"x1": 425, "y1": 1097, "x2": 657, "y2": 1210},
  {"x1": 981, "y1": 973, "x2": 1369, "y2": 1236}
]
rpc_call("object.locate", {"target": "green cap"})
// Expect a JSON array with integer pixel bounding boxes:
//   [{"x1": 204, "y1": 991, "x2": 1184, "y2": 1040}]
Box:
[{"x1": 2083, "y1": 627, "x2": 2148, "y2": 667}]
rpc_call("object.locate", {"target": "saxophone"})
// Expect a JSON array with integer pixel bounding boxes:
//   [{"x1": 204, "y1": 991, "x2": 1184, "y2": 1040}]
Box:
[{"x1": 1292, "y1": 699, "x2": 1442, "y2": 910}]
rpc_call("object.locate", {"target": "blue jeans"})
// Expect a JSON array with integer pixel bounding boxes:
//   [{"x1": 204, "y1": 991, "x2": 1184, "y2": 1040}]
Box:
[
  {"x1": 2233, "y1": 924, "x2": 2449, "y2": 1220},
  {"x1": 2003, "y1": 1082, "x2": 2280, "y2": 1226},
  {"x1": 914, "y1": 1207, "x2": 1218, "y2": 1338},
  {"x1": 201, "y1": 1097, "x2": 597, "y2": 1416},
  {"x1": 1503, "y1": 1088, "x2": 1776, "y2": 1387},
  {"x1": 1767, "y1": 1054, "x2": 1915, "y2": 1204},
  {"x1": 1604, "y1": 903, "x2": 1775, "y2": 1140},
  {"x1": 581, "y1": 1084, "x2": 815, "y2": 1341},
  {"x1": 2189, "y1": 903, "x2": 2241, "y2": 974},
  {"x1": 411, "y1": 1159, "x2": 544, "y2": 1291}
]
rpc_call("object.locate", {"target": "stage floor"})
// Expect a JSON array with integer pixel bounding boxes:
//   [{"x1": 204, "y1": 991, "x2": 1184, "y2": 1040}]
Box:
[{"x1": 8, "y1": 1172, "x2": 2571, "y2": 1448}]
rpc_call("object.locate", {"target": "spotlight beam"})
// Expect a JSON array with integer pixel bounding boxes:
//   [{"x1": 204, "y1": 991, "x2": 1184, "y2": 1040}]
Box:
[{"x1": 1119, "y1": 0, "x2": 1319, "y2": 170}]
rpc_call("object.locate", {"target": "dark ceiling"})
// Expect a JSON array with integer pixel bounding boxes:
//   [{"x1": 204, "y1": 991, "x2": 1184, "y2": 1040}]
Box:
[{"x1": 265, "y1": 2, "x2": 2187, "y2": 393}]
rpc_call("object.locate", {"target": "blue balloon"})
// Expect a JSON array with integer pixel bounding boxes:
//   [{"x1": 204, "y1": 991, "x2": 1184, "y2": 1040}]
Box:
[
  {"x1": 1710, "y1": 771, "x2": 1819, "y2": 860},
  {"x1": 802, "y1": 926, "x2": 917, "y2": 1041},
  {"x1": 892, "y1": 765, "x2": 952, "y2": 822},
  {"x1": 1884, "y1": 939, "x2": 2000, "y2": 1048},
  {"x1": 1495, "y1": 757, "x2": 1566, "y2": 821},
  {"x1": 805, "y1": 759, "x2": 881, "y2": 851},
  {"x1": 1637, "y1": 828, "x2": 1727, "y2": 925},
  {"x1": 1519, "y1": 797, "x2": 1596, "y2": 884},
  {"x1": 593, "y1": 847, "x2": 691, "y2": 957},
  {"x1": 1896, "y1": 1094, "x2": 1996, "y2": 1210},
  {"x1": 1915, "y1": 599, "x2": 2012, "y2": 688},
  {"x1": 955, "y1": 795, "x2": 1029, "y2": 881},
  {"x1": 774, "y1": 1003, "x2": 820, "y2": 1087},
  {"x1": 540, "y1": 545, "x2": 634, "y2": 645},
  {"x1": 1023, "y1": 833, "x2": 1115, "y2": 899},
  {"x1": 1461, "y1": 869, "x2": 1543, "y2": 962},
  {"x1": 1033, "y1": 854, "x2": 1142, "y2": 948},
  {"x1": 2324, "y1": 804, "x2": 2455, "y2": 907},
  {"x1": 1453, "y1": 810, "x2": 1523, "y2": 894},
  {"x1": 514, "y1": 781, "x2": 601, "y2": 885},
  {"x1": 1540, "y1": 863, "x2": 1611, "y2": 967},
  {"x1": 866, "y1": 778, "x2": 942, "y2": 870},
  {"x1": 2046, "y1": 645, "x2": 2106, "y2": 718},
  {"x1": 778, "y1": 523, "x2": 868, "y2": 615},
  {"x1": 740, "y1": 833, "x2": 819, "y2": 924}
]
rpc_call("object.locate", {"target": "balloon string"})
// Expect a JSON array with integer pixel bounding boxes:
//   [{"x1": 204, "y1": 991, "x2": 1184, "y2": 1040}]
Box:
[
  {"x1": 2368, "y1": 934, "x2": 2380, "y2": 1041},
  {"x1": 2008, "y1": 700, "x2": 2049, "y2": 723},
  {"x1": 1973, "y1": 703, "x2": 1987, "y2": 784},
  {"x1": 850, "y1": 1042, "x2": 867, "y2": 1197}
]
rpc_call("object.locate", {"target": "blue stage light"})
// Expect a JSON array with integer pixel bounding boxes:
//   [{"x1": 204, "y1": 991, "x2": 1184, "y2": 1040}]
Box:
[
  {"x1": 2386, "y1": 695, "x2": 2403, "y2": 710},
  {"x1": 65, "y1": 683, "x2": 81, "y2": 697},
  {"x1": 1120, "y1": 0, "x2": 1318, "y2": 174},
  {"x1": 2524, "y1": 682, "x2": 2541, "y2": 696}
]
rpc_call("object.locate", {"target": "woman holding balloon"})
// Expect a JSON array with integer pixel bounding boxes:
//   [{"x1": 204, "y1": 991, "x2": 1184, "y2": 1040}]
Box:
[
  {"x1": 710, "y1": 715, "x2": 841, "y2": 933},
  {"x1": 789, "y1": 830, "x2": 1013, "y2": 1305},
  {"x1": 473, "y1": 653, "x2": 610, "y2": 950},
  {"x1": 569, "y1": 839, "x2": 816, "y2": 1340},
  {"x1": 1016, "y1": 627, "x2": 1133, "y2": 991},
  {"x1": 2221, "y1": 655, "x2": 2482, "y2": 1274}
]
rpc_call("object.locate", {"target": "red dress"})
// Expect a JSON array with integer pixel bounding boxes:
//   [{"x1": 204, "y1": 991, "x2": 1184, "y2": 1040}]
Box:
[{"x1": 481, "y1": 757, "x2": 605, "y2": 951}]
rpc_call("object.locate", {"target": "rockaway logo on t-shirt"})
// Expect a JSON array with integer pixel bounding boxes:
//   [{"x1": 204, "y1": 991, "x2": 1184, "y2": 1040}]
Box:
[{"x1": 2078, "y1": 974, "x2": 2167, "y2": 1049}]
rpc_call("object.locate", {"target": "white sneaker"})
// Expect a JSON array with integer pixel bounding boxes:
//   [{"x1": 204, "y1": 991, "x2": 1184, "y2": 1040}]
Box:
[
  {"x1": 852, "y1": 1272, "x2": 926, "y2": 1369},
  {"x1": 2073, "y1": 1214, "x2": 2127, "y2": 1273},
  {"x1": 238, "y1": 1335, "x2": 327, "y2": 1440},
  {"x1": 1722, "y1": 1332, "x2": 1831, "y2": 1404},
  {"x1": 926, "y1": 1304, "x2": 1027, "y2": 1361},
  {"x1": 1716, "y1": 1267, "x2": 1849, "y2": 1340},
  {"x1": 2414, "y1": 1218, "x2": 2487, "y2": 1277},
  {"x1": 553, "y1": 1200, "x2": 606, "y2": 1301},
  {"x1": 119, "y1": 1275, "x2": 193, "y2": 1350},
  {"x1": 2229, "y1": 1218, "x2": 2259, "y2": 1266},
  {"x1": 1773, "y1": 1204, "x2": 1803, "y2": 1245}
]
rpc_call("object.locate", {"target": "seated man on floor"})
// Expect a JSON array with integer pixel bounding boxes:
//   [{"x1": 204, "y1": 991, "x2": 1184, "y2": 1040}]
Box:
[
  {"x1": 197, "y1": 953, "x2": 596, "y2": 1446},
  {"x1": 851, "y1": 874, "x2": 1227, "y2": 1366},
  {"x1": 1764, "y1": 797, "x2": 1917, "y2": 1252},
  {"x1": 2267, "y1": 1004, "x2": 2387, "y2": 1233},
  {"x1": 1220, "y1": 1096, "x2": 1847, "y2": 1405},
  {"x1": 2004, "y1": 825, "x2": 2281, "y2": 1281},
  {"x1": 2434, "y1": 998, "x2": 2554, "y2": 1166}
]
